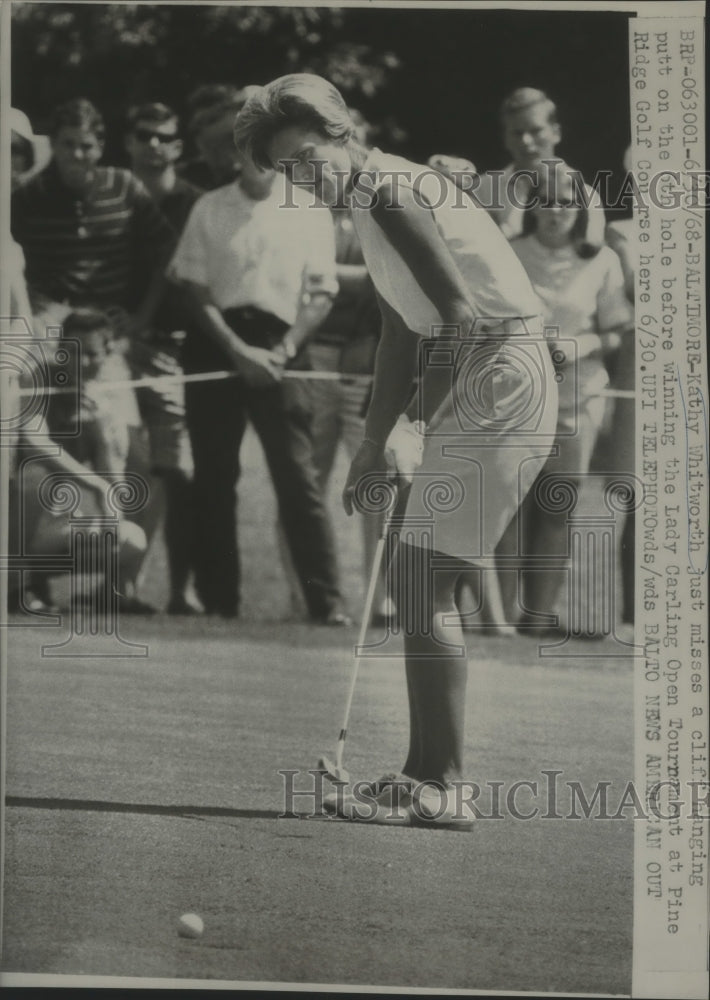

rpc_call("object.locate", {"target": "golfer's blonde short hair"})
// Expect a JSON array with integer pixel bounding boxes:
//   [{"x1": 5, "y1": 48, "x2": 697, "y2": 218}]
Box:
[{"x1": 234, "y1": 73, "x2": 354, "y2": 170}]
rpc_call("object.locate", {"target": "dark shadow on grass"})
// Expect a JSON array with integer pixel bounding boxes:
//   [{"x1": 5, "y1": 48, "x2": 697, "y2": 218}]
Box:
[
  {"x1": 5, "y1": 795, "x2": 308, "y2": 821},
  {"x1": 5, "y1": 795, "x2": 474, "y2": 831}
]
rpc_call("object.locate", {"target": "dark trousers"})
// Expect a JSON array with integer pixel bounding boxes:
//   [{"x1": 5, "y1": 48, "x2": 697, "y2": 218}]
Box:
[{"x1": 184, "y1": 307, "x2": 342, "y2": 618}]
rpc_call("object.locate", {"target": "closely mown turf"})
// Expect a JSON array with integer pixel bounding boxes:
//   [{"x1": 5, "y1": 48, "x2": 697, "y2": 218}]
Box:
[{"x1": 2, "y1": 427, "x2": 634, "y2": 993}]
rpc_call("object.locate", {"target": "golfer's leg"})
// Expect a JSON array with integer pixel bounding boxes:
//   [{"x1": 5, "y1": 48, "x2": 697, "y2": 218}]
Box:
[{"x1": 394, "y1": 541, "x2": 467, "y2": 786}]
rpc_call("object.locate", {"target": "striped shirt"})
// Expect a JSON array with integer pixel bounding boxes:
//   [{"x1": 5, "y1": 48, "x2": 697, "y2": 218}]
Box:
[{"x1": 11, "y1": 162, "x2": 175, "y2": 310}]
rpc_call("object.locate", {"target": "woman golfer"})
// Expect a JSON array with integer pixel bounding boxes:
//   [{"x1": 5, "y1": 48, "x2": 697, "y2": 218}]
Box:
[{"x1": 235, "y1": 75, "x2": 558, "y2": 824}]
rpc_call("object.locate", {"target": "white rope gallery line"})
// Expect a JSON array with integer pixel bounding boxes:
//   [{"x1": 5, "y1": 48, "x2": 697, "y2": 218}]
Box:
[{"x1": 12, "y1": 367, "x2": 636, "y2": 399}]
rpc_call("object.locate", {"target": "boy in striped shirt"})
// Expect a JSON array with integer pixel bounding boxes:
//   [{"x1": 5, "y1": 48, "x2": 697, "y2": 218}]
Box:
[{"x1": 12, "y1": 98, "x2": 177, "y2": 613}]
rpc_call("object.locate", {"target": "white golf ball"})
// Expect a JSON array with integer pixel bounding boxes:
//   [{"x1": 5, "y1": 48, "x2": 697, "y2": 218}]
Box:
[{"x1": 177, "y1": 912, "x2": 204, "y2": 939}]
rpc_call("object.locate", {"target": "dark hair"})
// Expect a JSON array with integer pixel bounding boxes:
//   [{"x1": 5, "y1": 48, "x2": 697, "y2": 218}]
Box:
[
  {"x1": 500, "y1": 87, "x2": 559, "y2": 127},
  {"x1": 234, "y1": 74, "x2": 354, "y2": 171},
  {"x1": 62, "y1": 307, "x2": 114, "y2": 342},
  {"x1": 49, "y1": 98, "x2": 105, "y2": 141},
  {"x1": 126, "y1": 102, "x2": 179, "y2": 133},
  {"x1": 186, "y1": 83, "x2": 241, "y2": 117},
  {"x1": 521, "y1": 169, "x2": 601, "y2": 259},
  {"x1": 186, "y1": 84, "x2": 247, "y2": 137}
]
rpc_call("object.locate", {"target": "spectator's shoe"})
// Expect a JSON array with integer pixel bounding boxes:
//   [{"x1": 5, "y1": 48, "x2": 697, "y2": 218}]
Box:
[
  {"x1": 313, "y1": 611, "x2": 353, "y2": 628},
  {"x1": 118, "y1": 595, "x2": 158, "y2": 615},
  {"x1": 8, "y1": 590, "x2": 59, "y2": 616},
  {"x1": 515, "y1": 614, "x2": 566, "y2": 639},
  {"x1": 27, "y1": 594, "x2": 60, "y2": 615},
  {"x1": 371, "y1": 610, "x2": 398, "y2": 630},
  {"x1": 166, "y1": 597, "x2": 203, "y2": 616}
]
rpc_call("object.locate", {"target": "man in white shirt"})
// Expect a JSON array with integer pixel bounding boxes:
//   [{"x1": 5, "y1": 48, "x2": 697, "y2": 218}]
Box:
[{"x1": 169, "y1": 154, "x2": 349, "y2": 623}]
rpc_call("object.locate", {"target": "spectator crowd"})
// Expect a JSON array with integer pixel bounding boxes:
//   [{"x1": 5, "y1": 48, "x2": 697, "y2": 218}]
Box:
[{"x1": 7, "y1": 82, "x2": 635, "y2": 636}]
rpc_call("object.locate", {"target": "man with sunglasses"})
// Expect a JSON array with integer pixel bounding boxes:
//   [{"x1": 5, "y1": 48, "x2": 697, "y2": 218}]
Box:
[
  {"x1": 125, "y1": 103, "x2": 203, "y2": 233},
  {"x1": 123, "y1": 102, "x2": 204, "y2": 615}
]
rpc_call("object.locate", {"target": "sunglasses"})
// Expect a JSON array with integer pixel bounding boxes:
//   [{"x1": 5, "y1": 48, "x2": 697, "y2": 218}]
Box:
[{"x1": 132, "y1": 127, "x2": 179, "y2": 144}]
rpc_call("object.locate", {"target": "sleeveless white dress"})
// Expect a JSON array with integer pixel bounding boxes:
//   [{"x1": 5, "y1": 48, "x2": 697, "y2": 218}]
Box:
[{"x1": 350, "y1": 149, "x2": 559, "y2": 564}]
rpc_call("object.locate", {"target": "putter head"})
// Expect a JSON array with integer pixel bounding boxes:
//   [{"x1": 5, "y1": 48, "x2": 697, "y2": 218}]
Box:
[{"x1": 317, "y1": 755, "x2": 350, "y2": 785}]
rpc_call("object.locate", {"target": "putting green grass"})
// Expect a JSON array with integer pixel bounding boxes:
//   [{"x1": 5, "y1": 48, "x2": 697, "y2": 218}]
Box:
[{"x1": 2, "y1": 427, "x2": 634, "y2": 993}]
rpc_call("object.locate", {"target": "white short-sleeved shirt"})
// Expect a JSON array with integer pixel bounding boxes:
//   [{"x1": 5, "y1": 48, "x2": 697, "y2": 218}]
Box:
[
  {"x1": 350, "y1": 149, "x2": 542, "y2": 335},
  {"x1": 474, "y1": 162, "x2": 608, "y2": 243},
  {"x1": 169, "y1": 176, "x2": 338, "y2": 325}
]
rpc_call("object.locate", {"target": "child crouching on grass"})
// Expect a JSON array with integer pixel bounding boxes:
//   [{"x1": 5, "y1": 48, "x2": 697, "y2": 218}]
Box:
[{"x1": 10, "y1": 308, "x2": 152, "y2": 615}]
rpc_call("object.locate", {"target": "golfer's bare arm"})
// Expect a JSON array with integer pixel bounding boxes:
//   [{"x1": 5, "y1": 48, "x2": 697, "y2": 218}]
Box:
[
  {"x1": 363, "y1": 292, "x2": 420, "y2": 447},
  {"x1": 370, "y1": 181, "x2": 478, "y2": 426}
]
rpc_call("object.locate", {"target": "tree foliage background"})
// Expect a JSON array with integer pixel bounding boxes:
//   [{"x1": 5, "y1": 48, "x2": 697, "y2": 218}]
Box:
[{"x1": 11, "y1": 2, "x2": 631, "y2": 201}]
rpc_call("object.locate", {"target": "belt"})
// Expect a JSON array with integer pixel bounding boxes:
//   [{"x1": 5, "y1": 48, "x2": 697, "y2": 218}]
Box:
[
  {"x1": 478, "y1": 315, "x2": 542, "y2": 337},
  {"x1": 223, "y1": 305, "x2": 280, "y2": 324},
  {"x1": 222, "y1": 305, "x2": 289, "y2": 347}
]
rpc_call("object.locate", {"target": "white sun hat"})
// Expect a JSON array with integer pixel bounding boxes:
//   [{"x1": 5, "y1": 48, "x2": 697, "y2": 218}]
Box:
[{"x1": 10, "y1": 106, "x2": 52, "y2": 180}]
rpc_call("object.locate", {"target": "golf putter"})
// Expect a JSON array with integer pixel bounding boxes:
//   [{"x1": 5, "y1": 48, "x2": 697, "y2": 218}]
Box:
[{"x1": 317, "y1": 477, "x2": 400, "y2": 785}]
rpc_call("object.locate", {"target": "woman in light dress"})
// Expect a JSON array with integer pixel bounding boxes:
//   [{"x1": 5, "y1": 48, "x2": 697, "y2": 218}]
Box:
[
  {"x1": 500, "y1": 165, "x2": 634, "y2": 635},
  {"x1": 235, "y1": 75, "x2": 558, "y2": 824}
]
